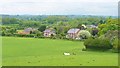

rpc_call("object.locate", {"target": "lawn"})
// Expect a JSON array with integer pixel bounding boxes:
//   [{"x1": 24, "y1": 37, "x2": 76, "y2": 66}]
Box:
[{"x1": 2, "y1": 37, "x2": 118, "y2": 66}]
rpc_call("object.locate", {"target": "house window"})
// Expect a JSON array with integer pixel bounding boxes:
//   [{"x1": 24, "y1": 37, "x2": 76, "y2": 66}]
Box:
[{"x1": 45, "y1": 34, "x2": 48, "y2": 36}]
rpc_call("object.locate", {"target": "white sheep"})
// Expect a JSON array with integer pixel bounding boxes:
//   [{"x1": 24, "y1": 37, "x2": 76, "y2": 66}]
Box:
[{"x1": 64, "y1": 52, "x2": 70, "y2": 56}]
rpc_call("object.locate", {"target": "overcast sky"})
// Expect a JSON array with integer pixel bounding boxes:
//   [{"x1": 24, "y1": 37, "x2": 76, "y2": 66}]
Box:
[{"x1": 0, "y1": 0, "x2": 119, "y2": 16}]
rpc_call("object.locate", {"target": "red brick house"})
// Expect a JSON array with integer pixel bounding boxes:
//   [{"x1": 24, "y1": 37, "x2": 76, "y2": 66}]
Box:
[
  {"x1": 66, "y1": 28, "x2": 80, "y2": 39},
  {"x1": 43, "y1": 29, "x2": 56, "y2": 37}
]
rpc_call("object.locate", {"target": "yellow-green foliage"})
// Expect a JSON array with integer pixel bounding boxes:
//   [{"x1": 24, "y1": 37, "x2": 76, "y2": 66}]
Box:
[
  {"x1": 78, "y1": 30, "x2": 91, "y2": 39},
  {"x1": 112, "y1": 38, "x2": 120, "y2": 52},
  {"x1": 84, "y1": 38, "x2": 112, "y2": 50},
  {"x1": 98, "y1": 18, "x2": 118, "y2": 36},
  {"x1": 17, "y1": 30, "x2": 24, "y2": 33}
]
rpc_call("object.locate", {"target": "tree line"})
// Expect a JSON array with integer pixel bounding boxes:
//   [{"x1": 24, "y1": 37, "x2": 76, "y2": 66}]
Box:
[{"x1": 1, "y1": 15, "x2": 119, "y2": 52}]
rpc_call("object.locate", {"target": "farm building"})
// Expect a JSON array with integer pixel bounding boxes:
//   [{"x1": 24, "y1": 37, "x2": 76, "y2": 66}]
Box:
[
  {"x1": 23, "y1": 28, "x2": 33, "y2": 34},
  {"x1": 18, "y1": 28, "x2": 36, "y2": 34},
  {"x1": 66, "y1": 28, "x2": 80, "y2": 39},
  {"x1": 43, "y1": 29, "x2": 56, "y2": 37}
]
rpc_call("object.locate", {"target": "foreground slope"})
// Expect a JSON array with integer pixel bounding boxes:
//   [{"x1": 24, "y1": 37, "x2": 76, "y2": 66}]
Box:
[{"x1": 2, "y1": 37, "x2": 118, "y2": 66}]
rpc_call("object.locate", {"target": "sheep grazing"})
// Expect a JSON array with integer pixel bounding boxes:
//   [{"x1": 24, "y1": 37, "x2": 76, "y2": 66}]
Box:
[{"x1": 64, "y1": 53, "x2": 70, "y2": 56}]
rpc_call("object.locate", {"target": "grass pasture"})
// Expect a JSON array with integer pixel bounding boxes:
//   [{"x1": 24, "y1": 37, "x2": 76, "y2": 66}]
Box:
[{"x1": 2, "y1": 37, "x2": 118, "y2": 66}]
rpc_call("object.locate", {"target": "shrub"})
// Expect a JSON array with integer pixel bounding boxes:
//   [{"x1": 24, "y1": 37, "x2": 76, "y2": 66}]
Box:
[
  {"x1": 5, "y1": 33, "x2": 13, "y2": 36},
  {"x1": 112, "y1": 38, "x2": 120, "y2": 53},
  {"x1": 14, "y1": 34, "x2": 35, "y2": 37},
  {"x1": 38, "y1": 36, "x2": 45, "y2": 38},
  {"x1": 26, "y1": 34, "x2": 35, "y2": 37},
  {"x1": 1, "y1": 31, "x2": 5, "y2": 36},
  {"x1": 50, "y1": 34, "x2": 57, "y2": 39},
  {"x1": 104, "y1": 30, "x2": 118, "y2": 40},
  {"x1": 78, "y1": 30, "x2": 91, "y2": 39},
  {"x1": 98, "y1": 35, "x2": 105, "y2": 39},
  {"x1": 99, "y1": 30, "x2": 118, "y2": 45},
  {"x1": 84, "y1": 38, "x2": 112, "y2": 50},
  {"x1": 82, "y1": 48, "x2": 87, "y2": 51}
]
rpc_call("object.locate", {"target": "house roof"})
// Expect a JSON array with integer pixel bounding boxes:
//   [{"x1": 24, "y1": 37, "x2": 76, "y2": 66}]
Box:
[
  {"x1": 67, "y1": 28, "x2": 80, "y2": 33},
  {"x1": 44, "y1": 29, "x2": 56, "y2": 33},
  {"x1": 90, "y1": 25, "x2": 97, "y2": 28},
  {"x1": 44, "y1": 29, "x2": 51, "y2": 32},
  {"x1": 24, "y1": 28, "x2": 33, "y2": 32}
]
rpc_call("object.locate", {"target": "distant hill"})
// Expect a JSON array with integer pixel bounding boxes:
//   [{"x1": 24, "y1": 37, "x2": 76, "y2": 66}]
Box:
[{"x1": 1, "y1": 14, "x2": 117, "y2": 21}]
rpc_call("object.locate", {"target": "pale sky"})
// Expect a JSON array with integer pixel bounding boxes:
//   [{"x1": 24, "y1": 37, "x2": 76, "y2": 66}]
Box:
[{"x1": 0, "y1": 0, "x2": 119, "y2": 16}]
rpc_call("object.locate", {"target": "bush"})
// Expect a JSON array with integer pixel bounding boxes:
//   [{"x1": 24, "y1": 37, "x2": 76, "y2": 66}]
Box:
[
  {"x1": 82, "y1": 48, "x2": 87, "y2": 51},
  {"x1": 104, "y1": 30, "x2": 118, "y2": 40},
  {"x1": 98, "y1": 35, "x2": 105, "y2": 39},
  {"x1": 78, "y1": 30, "x2": 91, "y2": 39},
  {"x1": 50, "y1": 35, "x2": 57, "y2": 39},
  {"x1": 1, "y1": 31, "x2": 5, "y2": 36},
  {"x1": 112, "y1": 38, "x2": 120, "y2": 53},
  {"x1": 84, "y1": 38, "x2": 112, "y2": 50},
  {"x1": 5, "y1": 33, "x2": 13, "y2": 36},
  {"x1": 14, "y1": 33, "x2": 35, "y2": 37},
  {"x1": 26, "y1": 34, "x2": 35, "y2": 37},
  {"x1": 99, "y1": 30, "x2": 118, "y2": 45},
  {"x1": 38, "y1": 36, "x2": 45, "y2": 38}
]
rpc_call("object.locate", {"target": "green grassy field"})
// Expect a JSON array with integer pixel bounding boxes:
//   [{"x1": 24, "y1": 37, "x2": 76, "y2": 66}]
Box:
[{"x1": 2, "y1": 37, "x2": 118, "y2": 66}]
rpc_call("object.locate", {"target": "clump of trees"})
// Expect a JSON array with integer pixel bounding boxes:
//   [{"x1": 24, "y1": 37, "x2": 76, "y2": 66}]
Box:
[
  {"x1": 38, "y1": 25, "x2": 46, "y2": 32},
  {"x1": 84, "y1": 17, "x2": 119, "y2": 53},
  {"x1": 84, "y1": 38, "x2": 112, "y2": 50}
]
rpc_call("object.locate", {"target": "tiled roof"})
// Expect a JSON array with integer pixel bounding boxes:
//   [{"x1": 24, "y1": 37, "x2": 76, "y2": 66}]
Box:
[
  {"x1": 24, "y1": 28, "x2": 33, "y2": 32},
  {"x1": 44, "y1": 29, "x2": 51, "y2": 32},
  {"x1": 67, "y1": 28, "x2": 80, "y2": 33}
]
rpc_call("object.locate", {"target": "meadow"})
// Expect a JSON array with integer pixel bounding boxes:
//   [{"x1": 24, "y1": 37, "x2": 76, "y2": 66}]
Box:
[{"x1": 2, "y1": 37, "x2": 118, "y2": 66}]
